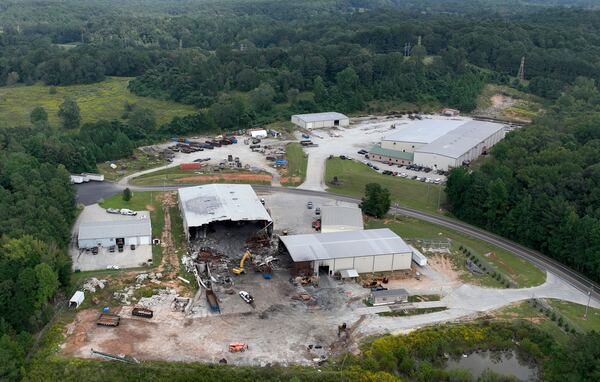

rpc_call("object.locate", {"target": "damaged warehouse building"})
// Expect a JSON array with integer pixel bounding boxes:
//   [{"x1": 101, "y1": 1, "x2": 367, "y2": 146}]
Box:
[
  {"x1": 178, "y1": 184, "x2": 273, "y2": 243},
  {"x1": 279, "y1": 228, "x2": 412, "y2": 276}
]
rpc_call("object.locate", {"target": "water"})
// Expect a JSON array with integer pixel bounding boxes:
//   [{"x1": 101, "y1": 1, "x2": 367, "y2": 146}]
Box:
[{"x1": 445, "y1": 350, "x2": 538, "y2": 381}]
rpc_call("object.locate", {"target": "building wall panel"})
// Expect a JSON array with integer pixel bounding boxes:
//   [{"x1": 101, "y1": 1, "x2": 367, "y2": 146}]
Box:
[
  {"x1": 354, "y1": 256, "x2": 374, "y2": 273},
  {"x1": 373, "y1": 254, "x2": 394, "y2": 272},
  {"x1": 393, "y1": 253, "x2": 413, "y2": 270},
  {"x1": 333, "y1": 257, "x2": 354, "y2": 271}
]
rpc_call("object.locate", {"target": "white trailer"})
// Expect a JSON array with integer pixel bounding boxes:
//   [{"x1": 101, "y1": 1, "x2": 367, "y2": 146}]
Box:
[
  {"x1": 410, "y1": 245, "x2": 428, "y2": 267},
  {"x1": 70, "y1": 175, "x2": 85, "y2": 184},
  {"x1": 82, "y1": 173, "x2": 105, "y2": 182},
  {"x1": 69, "y1": 291, "x2": 85, "y2": 308}
]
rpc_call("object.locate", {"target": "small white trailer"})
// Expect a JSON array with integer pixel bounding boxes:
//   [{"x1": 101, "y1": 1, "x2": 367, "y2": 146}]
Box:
[
  {"x1": 410, "y1": 245, "x2": 428, "y2": 267},
  {"x1": 82, "y1": 173, "x2": 105, "y2": 182},
  {"x1": 70, "y1": 175, "x2": 85, "y2": 184}
]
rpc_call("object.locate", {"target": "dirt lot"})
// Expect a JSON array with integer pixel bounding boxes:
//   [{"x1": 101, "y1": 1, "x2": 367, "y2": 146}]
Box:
[
  {"x1": 176, "y1": 173, "x2": 272, "y2": 183},
  {"x1": 61, "y1": 271, "x2": 369, "y2": 365}
]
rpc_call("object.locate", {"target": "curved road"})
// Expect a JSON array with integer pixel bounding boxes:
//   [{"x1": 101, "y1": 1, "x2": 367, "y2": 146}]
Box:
[{"x1": 75, "y1": 182, "x2": 600, "y2": 305}]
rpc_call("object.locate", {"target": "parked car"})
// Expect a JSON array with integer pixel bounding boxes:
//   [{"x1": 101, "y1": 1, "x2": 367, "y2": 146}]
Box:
[
  {"x1": 239, "y1": 291, "x2": 254, "y2": 304},
  {"x1": 372, "y1": 166, "x2": 380, "y2": 171},
  {"x1": 130, "y1": 244, "x2": 136, "y2": 250},
  {"x1": 307, "y1": 201, "x2": 313, "y2": 209},
  {"x1": 434, "y1": 178, "x2": 441, "y2": 184},
  {"x1": 106, "y1": 208, "x2": 120, "y2": 214},
  {"x1": 367, "y1": 162, "x2": 373, "y2": 167},
  {"x1": 400, "y1": 173, "x2": 408, "y2": 178},
  {"x1": 339, "y1": 155, "x2": 347, "y2": 160},
  {"x1": 120, "y1": 209, "x2": 137, "y2": 216},
  {"x1": 357, "y1": 149, "x2": 368, "y2": 155},
  {"x1": 315, "y1": 207, "x2": 321, "y2": 215},
  {"x1": 109, "y1": 245, "x2": 116, "y2": 252}
]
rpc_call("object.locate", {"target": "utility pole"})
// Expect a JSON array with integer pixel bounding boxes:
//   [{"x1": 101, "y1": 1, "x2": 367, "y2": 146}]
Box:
[
  {"x1": 417, "y1": 35, "x2": 422, "y2": 46},
  {"x1": 437, "y1": 185, "x2": 442, "y2": 211},
  {"x1": 584, "y1": 290, "x2": 592, "y2": 319},
  {"x1": 517, "y1": 56, "x2": 525, "y2": 81}
]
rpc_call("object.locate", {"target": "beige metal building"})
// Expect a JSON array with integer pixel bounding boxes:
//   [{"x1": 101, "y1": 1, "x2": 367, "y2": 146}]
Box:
[
  {"x1": 291, "y1": 112, "x2": 349, "y2": 129},
  {"x1": 280, "y1": 228, "x2": 412, "y2": 275},
  {"x1": 320, "y1": 205, "x2": 364, "y2": 233},
  {"x1": 368, "y1": 145, "x2": 414, "y2": 165}
]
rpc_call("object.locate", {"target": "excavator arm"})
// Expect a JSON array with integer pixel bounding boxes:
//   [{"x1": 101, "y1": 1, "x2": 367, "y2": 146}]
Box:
[{"x1": 232, "y1": 250, "x2": 253, "y2": 275}]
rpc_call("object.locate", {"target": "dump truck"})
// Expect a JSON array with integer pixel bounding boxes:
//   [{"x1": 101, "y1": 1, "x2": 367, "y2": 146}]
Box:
[
  {"x1": 132, "y1": 307, "x2": 153, "y2": 318},
  {"x1": 97, "y1": 313, "x2": 120, "y2": 327},
  {"x1": 229, "y1": 343, "x2": 248, "y2": 352}
]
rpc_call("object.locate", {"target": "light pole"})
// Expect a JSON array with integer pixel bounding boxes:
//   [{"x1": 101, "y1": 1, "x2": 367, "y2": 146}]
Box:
[{"x1": 584, "y1": 290, "x2": 592, "y2": 319}]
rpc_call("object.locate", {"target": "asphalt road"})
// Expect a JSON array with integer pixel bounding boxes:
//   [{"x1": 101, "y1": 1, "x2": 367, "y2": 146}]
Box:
[{"x1": 75, "y1": 182, "x2": 600, "y2": 304}]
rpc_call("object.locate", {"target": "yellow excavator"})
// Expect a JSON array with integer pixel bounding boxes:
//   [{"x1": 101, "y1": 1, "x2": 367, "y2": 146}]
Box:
[{"x1": 232, "y1": 250, "x2": 253, "y2": 275}]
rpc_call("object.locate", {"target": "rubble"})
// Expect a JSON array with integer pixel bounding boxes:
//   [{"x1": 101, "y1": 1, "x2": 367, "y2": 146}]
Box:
[{"x1": 83, "y1": 278, "x2": 107, "y2": 293}]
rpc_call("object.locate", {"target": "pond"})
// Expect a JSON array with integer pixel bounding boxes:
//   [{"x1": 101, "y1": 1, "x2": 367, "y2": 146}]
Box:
[{"x1": 445, "y1": 350, "x2": 538, "y2": 381}]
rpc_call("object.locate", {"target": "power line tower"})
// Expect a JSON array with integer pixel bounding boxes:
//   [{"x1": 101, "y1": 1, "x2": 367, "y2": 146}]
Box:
[
  {"x1": 517, "y1": 56, "x2": 525, "y2": 81},
  {"x1": 404, "y1": 42, "x2": 412, "y2": 57}
]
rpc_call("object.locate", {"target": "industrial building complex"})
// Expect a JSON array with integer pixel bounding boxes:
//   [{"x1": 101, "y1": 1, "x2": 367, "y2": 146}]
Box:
[
  {"x1": 291, "y1": 112, "x2": 349, "y2": 129},
  {"x1": 371, "y1": 118, "x2": 507, "y2": 170},
  {"x1": 78, "y1": 214, "x2": 152, "y2": 249}
]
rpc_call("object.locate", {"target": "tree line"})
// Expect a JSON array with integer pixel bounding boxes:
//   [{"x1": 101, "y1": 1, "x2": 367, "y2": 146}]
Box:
[{"x1": 446, "y1": 77, "x2": 600, "y2": 282}]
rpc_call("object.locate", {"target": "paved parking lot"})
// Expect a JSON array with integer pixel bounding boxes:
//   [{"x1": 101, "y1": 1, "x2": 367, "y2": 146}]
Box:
[{"x1": 297, "y1": 115, "x2": 459, "y2": 190}]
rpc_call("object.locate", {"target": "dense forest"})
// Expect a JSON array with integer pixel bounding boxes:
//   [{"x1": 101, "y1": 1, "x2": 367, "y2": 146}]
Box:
[
  {"x1": 1, "y1": 0, "x2": 600, "y2": 380},
  {"x1": 446, "y1": 78, "x2": 600, "y2": 282}
]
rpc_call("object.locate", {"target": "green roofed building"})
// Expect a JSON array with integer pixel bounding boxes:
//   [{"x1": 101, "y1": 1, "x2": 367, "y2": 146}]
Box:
[{"x1": 368, "y1": 145, "x2": 414, "y2": 165}]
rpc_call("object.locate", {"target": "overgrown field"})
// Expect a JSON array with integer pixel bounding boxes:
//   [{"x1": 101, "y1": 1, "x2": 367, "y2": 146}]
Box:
[
  {"x1": 325, "y1": 158, "x2": 446, "y2": 214},
  {"x1": 0, "y1": 77, "x2": 196, "y2": 128}
]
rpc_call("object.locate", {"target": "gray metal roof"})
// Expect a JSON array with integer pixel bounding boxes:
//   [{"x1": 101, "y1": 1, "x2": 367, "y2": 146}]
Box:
[
  {"x1": 321, "y1": 206, "x2": 364, "y2": 231},
  {"x1": 280, "y1": 228, "x2": 412, "y2": 262},
  {"x1": 78, "y1": 216, "x2": 151, "y2": 240},
  {"x1": 178, "y1": 184, "x2": 272, "y2": 228},
  {"x1": 382, "y1": 118, "x2": 466, "y2": 144},
  {"x1": 292, "y1": 112, "x2": 348, "y2": 123},
  {"x1": 415, "y1": 120, "x2": 506, "y2": 159},
  {"x1": 371, "y1": 288, "x2": 409, "y2": 298}
]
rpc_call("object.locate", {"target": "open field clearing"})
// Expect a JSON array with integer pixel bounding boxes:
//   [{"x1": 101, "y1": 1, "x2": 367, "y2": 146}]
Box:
[
  {"x1": 0, "y1": 77, "x2": 196, "y2": 127},
  {"x1": 475, "y1": 84, "x2": 545, "y2": 123}
]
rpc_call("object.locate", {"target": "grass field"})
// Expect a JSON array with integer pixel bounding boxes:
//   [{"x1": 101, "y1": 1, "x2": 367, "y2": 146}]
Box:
[
  {"x1": 325, "y1": 158, "x2": 446, "y2": 214},
  {"x1": 281, "y1": 143, "x2": 308, "y2": 186},
  {"x1": 367, "y1": 217, "x2": 546, "y2": 288},
  {"x1": 548, "y1": 299, "x2": 600, "y2": 333},
  {"x1": 130, "y1": 167, "x2": 272, "y2": 186},
  {"x1": 99, "y1": 191, "x2": 166, "y2": 264},
  {"x1": 0, "y1": 77, "x2": 196, "y2": 128}
]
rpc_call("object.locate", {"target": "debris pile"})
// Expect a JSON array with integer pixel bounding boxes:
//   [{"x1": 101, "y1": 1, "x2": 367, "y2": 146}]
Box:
[
  {"x1": 83, "y1": 278, "x2": 107, "y2": 293},
  {"x1": 135, "y1": 272, "x2": 163, "y2": 284},
  {"x1": 138, "y1": 288, "x2": 177, "y2": 307}
]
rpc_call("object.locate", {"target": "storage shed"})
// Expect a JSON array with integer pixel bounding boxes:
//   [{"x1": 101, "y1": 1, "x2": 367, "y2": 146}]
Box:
[
  {"x1": 69, "y1": 291, "x2": 85, "y2": 308},
  {"x1": 280, "y1": 228, "x2": 412, "y2": 275},
  {"x1": 321, "y1": 205, "x2": 364, "y2": 233},
  {"x1": 291, "y1": 112, "x2": 349, "y2": 130},
  {"x1": 370, "y1": 288, "x2": 409, "y2": 306}
]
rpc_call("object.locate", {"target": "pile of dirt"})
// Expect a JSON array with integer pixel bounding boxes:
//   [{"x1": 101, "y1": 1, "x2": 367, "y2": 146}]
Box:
[{"x1": 176, "y1": 173, "x2": 271, "y2": 183}]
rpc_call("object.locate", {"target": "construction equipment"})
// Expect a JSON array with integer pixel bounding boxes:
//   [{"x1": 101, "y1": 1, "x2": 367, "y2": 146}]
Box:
[
  {"x1": 229, "y1": 343, "x2": 249, "y2": 352},
  {"x1": 232, "y1": 250, "x2": 253, "y2": 275}
]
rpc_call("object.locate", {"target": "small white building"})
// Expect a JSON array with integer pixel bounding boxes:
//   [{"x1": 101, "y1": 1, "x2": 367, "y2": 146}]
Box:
[
  {"x1": 413, "y1": 120, "x2": 506, "y2": 171},
  {"x1": 321, "y1": 205, "x2": 364, "y2": 233},
  {"x1": 69, "y1": 291, "x2": 85, "y2": 308},
  {"x1": 248, "y1": 128, "x2": 268, "y2": 139},
  {"x1": 291, "y1": 112, "x2": 349, "y2": 130},
  {"x1": 280, "y1": 228, "x2": 413, "y2": 275}
]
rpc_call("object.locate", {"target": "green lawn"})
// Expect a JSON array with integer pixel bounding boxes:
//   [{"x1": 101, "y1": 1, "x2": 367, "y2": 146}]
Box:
[
  {"x1": 282, "y1": 143, "x2": 308, "y2": 186},
  {"x1": 548, "y1": 299, "x2": 600, "y2": 333},
  {"x1": 493, "y1": 302, "x2": 570, "y2": 343},
  {"x1": 130, "y1": 167, "x2": 272, "y2": 186},
  {"x1": 0, "y1": 76, "x2": 196, "y2": 128},
  {"x1": 99, "y1": 191, "x2": 166, "y2": 264},
  {"x1": 367, "y1": 217, "x2": 546, "y2": 288},
  {"x1": 325, "y1": 158, "x2": 446, "y2": 214}
]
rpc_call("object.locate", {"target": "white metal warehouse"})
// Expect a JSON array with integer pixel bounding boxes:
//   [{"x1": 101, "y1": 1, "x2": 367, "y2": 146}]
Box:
[
  {"x1": 78, "y1": 212, "x2": 152, "y2": 249},
  {"x1": 280, "y1": 228, "x2": 412, "y2": 275},
  {"x1": 291, "y1": 112, "x2": 349, "y2": 129},
  {"x1": 320, "y1": 205, "x2": 364, "y2": 233},
  {"x1": 381, "y1": 118, "x2": 466, "y2": 153},
  {"x1": 413, "y1": 120, "x2": 506, "y2": 170},
  {"x1": 178, "y1": 184, "x2": 272, "y2": 240}
]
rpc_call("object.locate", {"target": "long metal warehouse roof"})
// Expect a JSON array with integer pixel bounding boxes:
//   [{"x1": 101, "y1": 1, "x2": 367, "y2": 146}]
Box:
[
  {"x1": 321, "y1": 206, "x2": 364, "y2": 230},
  {"x1": 382, "y1": 118, "x2": 466, "y2": 144},
  {"x1": 280, "y1": 228, "x2": 411, "y2": 262},
  {"x1": 292, "y1": 112, "x2": 348, "y2": 123},
  {"x1": 415, "y1": 120, "x2": 506, "y2": 159},
  {"x1": 178, "y1": 184, "x2": 272, "y2": 228},
  {"x1": 79, "y1": 215, "x2": 151, "y2": 240}
]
